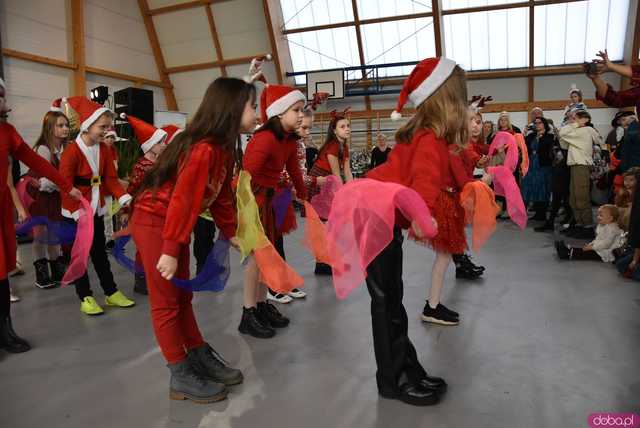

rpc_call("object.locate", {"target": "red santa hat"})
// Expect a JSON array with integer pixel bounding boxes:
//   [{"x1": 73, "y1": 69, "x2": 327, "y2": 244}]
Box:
[
  {"x1": 161, "y1": 124, "x2": 183, "y2": 145},
  {"x1": 120, "y1": 113, "x2": 167, "y2": 153},
  {"x1": 260, "y1": 84, "x2": 306, "y2": 123},
  {"x1": 63, "y1": 96, "x2": 112, "y2": 131},
  {"x1": 390, "y1": 57, "x2": 457, "y2": 121},
  {"x1": 50, "y1": 98, "x2": 64, "y2": 112}
]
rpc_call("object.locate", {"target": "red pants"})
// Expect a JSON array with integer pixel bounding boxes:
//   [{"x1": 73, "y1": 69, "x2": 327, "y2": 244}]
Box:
[{"x1": 131, "y1": 212, "x2": 204, "y2": 364}]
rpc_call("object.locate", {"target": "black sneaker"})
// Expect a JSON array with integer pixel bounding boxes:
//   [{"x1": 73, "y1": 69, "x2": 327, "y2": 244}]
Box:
[
  {"x1": 455, "y1": 266, "x2": 482, "y2": 280},
  {"x1": 421, "y1": 302, "x2": 459, "y2": 326}
]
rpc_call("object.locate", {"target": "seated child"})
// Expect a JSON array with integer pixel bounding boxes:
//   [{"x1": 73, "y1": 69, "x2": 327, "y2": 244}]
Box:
[{"x1": 556, "y1": 204, "x2": 624, "y2": 262}]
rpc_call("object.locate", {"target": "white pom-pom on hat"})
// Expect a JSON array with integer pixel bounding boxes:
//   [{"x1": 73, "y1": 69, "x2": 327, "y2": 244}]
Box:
[
  {"x1": 120, "y1": 112, "x2": 127, "y2": 120},
  {"x1": 390, "y1": 110, "x2": 402, "y2": 121}
]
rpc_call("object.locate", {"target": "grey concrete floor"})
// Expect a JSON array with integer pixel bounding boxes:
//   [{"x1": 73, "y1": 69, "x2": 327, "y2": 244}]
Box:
[{"x1": 1, "y1": 220, "x2": 639, "y2": 428}]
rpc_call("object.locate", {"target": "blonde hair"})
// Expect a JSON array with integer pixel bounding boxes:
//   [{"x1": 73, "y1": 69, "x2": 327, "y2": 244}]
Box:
[
  {"x1": 395, "y1": 66, "x2": 468, "y2": 148},
  {"x1": 599, "y1": 204, "x2": 619, "y2": 222}
]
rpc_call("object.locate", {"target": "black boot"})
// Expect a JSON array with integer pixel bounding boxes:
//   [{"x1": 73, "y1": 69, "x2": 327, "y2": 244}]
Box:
[
  {"x1": 133, "y1": 273, "x2": 148, "y2": 295},
  {"x1": 418, "y1": 374, "x2": 448, "y2": 395},
  {"x1": 555, "y1": 241, "x2": 571, "y2": 260},
  {"x1": 314, "y1": 262, "x2": 332, "y2": 276},
  {"x1": 238, "y1": 307, "x2": 275, "y2": 338},
  {"x1": 167, "y1": 359, "x2": 227, "y2": 403},
  {"x1": 257, "y1": 301, "x2": 290, "y2": 328},
  {"x1": 33, "y1": 259, "x2": 54, "y2": 289},
  {"x1": 187, "y1": 343, "x2": 243, "y2": 386},
  {"x1": 0, "y1": 316, "x2": 31, "y2": 353},
  {"x1": 49, "y1": 257, "x2": 66, "y2": 287}
]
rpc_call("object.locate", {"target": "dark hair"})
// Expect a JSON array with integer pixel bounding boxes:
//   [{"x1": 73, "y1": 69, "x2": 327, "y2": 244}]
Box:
[
  {"x1": 533, "y1": 116, "x2": 551, "y2": 134},
  {"x1": 138, "y1": 77, "x2": 256, "y2": 193},
  {"x1": 34, "y1": 111, "x2": 69, "y2": 167},
  {"x1": 319, "y1": 113, "x2": 349, "y2": 153},
  {"x1": 575, "y1": 110, "x2": 591, "y2": 121},
  {"x1": 256, "y1": 116, "x2": 287, "y2": 140}
]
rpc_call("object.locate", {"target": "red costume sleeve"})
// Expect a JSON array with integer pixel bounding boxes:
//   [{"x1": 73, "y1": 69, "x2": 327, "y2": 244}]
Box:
[
  {"x1": 208, "y1": 159, "x2": 237, "y2": 240},
  {"x1": 285, "y1": 142, "x2": 307, "y2": 200},
  {"x1": 597, "y1": 67, "x2": 640, "y2": 108},
  {"x1": 243, "y1": 133, "x2": 272, "y2": 181},
  {"x1": 450, "y1": 150, "x2": 474, "y2": 188},
  {"x1": 58, "y1": 145, "x2": 79, "y2": 212},
  {"x1": 10, "y1": 125, "x2": 72, "y2": 193},
  {"x1": 161, "y1": 144, "x2": 214, "y2": 257},
  {"x1": 410, "y1": 134, "x2": 444, "y2": 210}
]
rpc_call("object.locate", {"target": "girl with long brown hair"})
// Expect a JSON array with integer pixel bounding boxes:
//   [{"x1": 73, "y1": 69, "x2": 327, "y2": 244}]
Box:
[
  {"x1": 29, "y1": 111, "x2": 70, "y2": 289},
  {"x1": 131, "y1": 77, "x2": 256, "y2": 403}
]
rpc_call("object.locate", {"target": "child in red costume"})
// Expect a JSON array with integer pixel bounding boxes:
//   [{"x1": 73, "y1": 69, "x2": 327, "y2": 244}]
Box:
[
  {"x1": 308, "y1": 109, "x2": 353, "y2": 275},
  {"x1": 121, "y1": 114, "x2": 171, "y2": 295},
  {"x1": 240, "y1": 83, "x2": 307, "y2": 339},
  {"x1": 59, "y1": 96, "x2": 135, "y2": 316},
  {"x1": 451, "y1": 108, "x2": 491, "y2": 280},
  {"x1": 0, "y1": 78, "x2": 81, "y2": 353},
  {"x1": 364, "y1": 57, "x2": 492, "y2": 406},
  {"x1": 131, "y1": 77, "x2": 255, "y2": 404}
]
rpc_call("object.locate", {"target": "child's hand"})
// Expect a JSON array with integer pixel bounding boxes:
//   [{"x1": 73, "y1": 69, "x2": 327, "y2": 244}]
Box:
[
  {"x1": 316, "y1": 176, "x2": 327, "y2": 186},
  {"x1": 229, "y1": 237, "x2": 241, "y2": 251},
  {"x1": 69, "y1": 188, "x2": 82, "y2": 201},
  {"x1": 17, "y1": 207, "x2": 28, "y2": 223},
  {"x1": 481, "y1": 173, "x2": 493, "y2": 186},
  {"x1": 583, "y1": 244, "x2": 593, "y2": 251},
  {"x1": 476, "y1": 155, "x2": 489, "y2": 168},
  {"x1": 157, "y1": 254, "x2": 178, "y2": 280}
]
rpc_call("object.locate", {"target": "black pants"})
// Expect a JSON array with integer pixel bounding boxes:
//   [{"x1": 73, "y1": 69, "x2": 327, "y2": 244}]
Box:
[
  {"x1": 366, "y1": 228, "x2": 426, "y2": 394},
  {"x1": 0, "y1": 279, "x2": 9, "y2": 318},
  {"x1": 193, "y1": 217, "x2": 216, "y2": 274},
  {"x1": 549, "y1": 190, "x2": 571, "y2": 223},
  {"x1": 570, "y1": 247, "x2": 603, "y2": 261},
  {"x1": 73, "y1": 214, "x2": 118, "y2": 300},
  {"x1": 274, "y1": 236, "x2": 285, "y2": 260}
]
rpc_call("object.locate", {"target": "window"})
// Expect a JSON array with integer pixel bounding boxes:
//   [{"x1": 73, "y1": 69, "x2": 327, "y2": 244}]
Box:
[
  {"x1": 355, "y1": 0, "x2": 431, "y2": 20},
  {"x1": 361, "y1": 18, "x2": 436, "y2": 78},
  {"x1": 280, "y1": 0, "x2": 353, "y2": 31},
  {"x1": 443, "y1": 7, "x2": 529, "y2": 70},
  {"x1": 287, "y1": 26, "x2": 360, "y2": 84},
  {"x1": 534, "y1": 0, "x2": 630, "y2": 66}
]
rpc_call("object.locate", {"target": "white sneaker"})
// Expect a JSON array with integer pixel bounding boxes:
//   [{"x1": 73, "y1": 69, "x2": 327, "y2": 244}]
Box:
[
  {"x1": 267, "y1": 291, "x2": 292, "y2": 304},
  {"x1": 9, "y1": 288, "x2": 20, "y2": 302},
  {"x1": 288, "y1": 288, "x2": 306, "y2": 299}
]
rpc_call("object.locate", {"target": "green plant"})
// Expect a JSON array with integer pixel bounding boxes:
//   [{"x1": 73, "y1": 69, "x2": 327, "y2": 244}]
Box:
[{"x1": 116, "y1": 137, "x2": 142, "y2": 179}]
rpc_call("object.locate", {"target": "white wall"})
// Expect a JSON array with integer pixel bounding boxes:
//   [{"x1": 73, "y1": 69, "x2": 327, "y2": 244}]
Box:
[{"x1": 0, "y1": 0, "x2": 167, "y2": 145}]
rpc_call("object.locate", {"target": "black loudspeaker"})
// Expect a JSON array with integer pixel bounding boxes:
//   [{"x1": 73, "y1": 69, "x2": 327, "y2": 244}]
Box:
[{"x1": 114, "y1": 87, "x2": 154, "y2": 125}]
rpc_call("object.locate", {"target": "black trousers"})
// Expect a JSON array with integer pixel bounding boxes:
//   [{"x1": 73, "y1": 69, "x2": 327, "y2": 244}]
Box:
[
  {"x1": 193, "y1": 217, "x2": 216, "y2": 274},
  {"x1": 570, "y1": 247, "x2": 603, "y2": 261},
  {"x1": 365, "y1": 228, "x2": 426, "y2": 394},
  {"x1": 0, "y1": 279, "x2": 9, "y2": 318},
  {"x1": 73, "y1": 214, "x2": 118, "y2": 300}
]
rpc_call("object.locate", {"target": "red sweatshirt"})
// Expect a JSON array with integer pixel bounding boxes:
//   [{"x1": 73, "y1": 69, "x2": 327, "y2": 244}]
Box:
[
  {"x1": 133, "y1": 140, "x2": 237, "y2": 258},
  {"x1": 127, "y1": 156, "x2": 154, "y2": 196},
  {"x1": 367, "y1": 129, "x2": 472, "y2": 211},
  {"x1": 243, "y1": 129, "x2": 307, "y2": 200}
]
